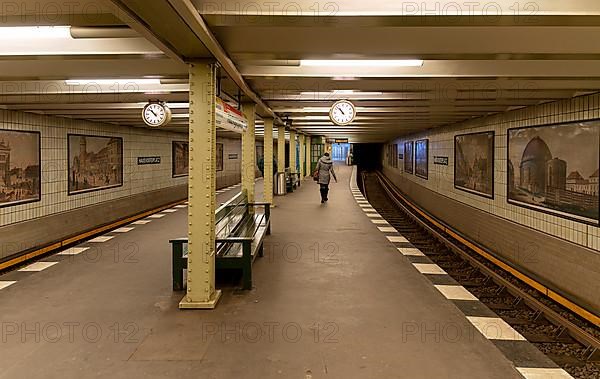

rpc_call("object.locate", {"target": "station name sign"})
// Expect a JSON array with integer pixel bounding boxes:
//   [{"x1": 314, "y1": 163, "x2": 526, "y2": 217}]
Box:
[
  {"x1": 433, "y1": 156, "x2": 449, "y2": 166},
  {"x1": 326, "y1": 138, "x2": 349, "y2": 144},
  {"x1": 137, "y1": 156, "x2": 161, "y2": 165}
]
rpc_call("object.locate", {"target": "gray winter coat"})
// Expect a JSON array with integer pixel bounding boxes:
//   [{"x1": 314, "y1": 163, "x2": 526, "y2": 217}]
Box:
[{"x1": 316, "y1": 156, "x2": 337, "y2": 185}]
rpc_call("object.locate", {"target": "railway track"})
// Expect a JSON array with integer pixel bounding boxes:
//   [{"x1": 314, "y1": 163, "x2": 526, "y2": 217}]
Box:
[{"x1": 361, "y1": 170, "x2": 600, "y2": 379}]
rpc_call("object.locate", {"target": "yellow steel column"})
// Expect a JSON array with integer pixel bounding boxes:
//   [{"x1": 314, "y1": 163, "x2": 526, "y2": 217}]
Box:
[
  {"x1": 263, "y1": 118, "x2": 274, "y2": 205},
  {"x1": 289, "y1": 129, "x2": 297, "y2": 175},
  {"x1": 305, "y1": 135, "x2": 312, "y2": 176},
  {"x1": 180, "y1": 61, "x2": 221, "y2": 309},
  {"x1": 277, "y1": 126, "x2": 286, "y2": 174},
  {"x1": 299, "y1": 134, "x2": 305, "y2": 178},
  {"x1": 241, "y1": 103, "x2": 256, "y2": 203}
]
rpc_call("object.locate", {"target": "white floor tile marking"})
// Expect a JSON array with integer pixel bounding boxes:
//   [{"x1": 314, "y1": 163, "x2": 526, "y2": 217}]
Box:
[
  {"x1": 387, "y1": 235, "x2": 408, "y2": 243},
  {"x1": 113, "y1": 227, "x2": 134, "y2": 233},
  {"x1": 0, "y1": 281, "x2": 17, "y2": 290},
  {"x1": 162, "y1": 209, "x2": 177, "y2": 213},
  {"x1": 398, "y1": 247, "x2": 425, "y2": 256},
  {"x1": 466, "y1": 316, "x2": 526, "y2": 341},
  {"x1": 516, "y1": 368, "x2": 573, "y2": 379},
  {"x1": 19, "y1": 261, "x2": 59, "y2": 272},
  {"x1": 378, "y1": 226, "x2": 397, "y2": 233},
  {"x1": 366, "y1": 213, "x2": 382, "y2": 218},
  {"x1": 132, "y1": 220, "x2": 152, "y2": 225},
  {"x1": 89, "y1": 236, "x2": 114, "y2": 243},
  {"x1": 413, "y1": 263, "x2": 447, "y2": 275},
  {"x1": 174, "y1": 205, "x2": 187, "y2": 209},
  {"x1": 57, "y1": 247, "x2": 90, "y2": 256},
  {"x1": 359, "y1": 204, "x2": 372, "y2": 208},
  {"x1": 362, "y1": 208, "x2": 376, "y2": 213},
  {"x1": 357, "y1": 201, "x2": 370, "y2": 204},
  {"x1": 434, "y1": 285, "x2": 478, "y2": 301},
  {"x1": 148, "y1": 214, "x2": 165, "y2": 219},
  {"x1": 371, "y1": 219, "x2": 389, "y2": 225}
]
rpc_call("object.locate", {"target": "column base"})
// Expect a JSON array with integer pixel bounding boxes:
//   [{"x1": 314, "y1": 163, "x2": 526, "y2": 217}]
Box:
[{"x1": 179, "y1": 290, "x2": 222, "y2": 310}]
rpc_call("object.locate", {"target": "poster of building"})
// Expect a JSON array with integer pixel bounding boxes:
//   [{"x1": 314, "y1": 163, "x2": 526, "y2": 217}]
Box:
[
  {"x1": 172, "y1": 141, "x2": 189, "y2": 177},
  {"x1": 454, "y1": 131, "x2": 494, "y2": 198},
  {"x1": 415, "y1": 139, "x2": 429, "y2": 179},
  {"x1": 404, "y1": 141, "x2": 414, "y2": 174},
  {"x1": 69, "y1": 135, "x2": 123, "y2": 195},
  {"x1": 508, "y1": 120, "x2": 599, "y2": 224},
  {"x1": 0, "y1": 129, "x2": 41, "y2": 207},
  {"x1": 216, "y1": 143, "x2": 224, "y2": 172}
]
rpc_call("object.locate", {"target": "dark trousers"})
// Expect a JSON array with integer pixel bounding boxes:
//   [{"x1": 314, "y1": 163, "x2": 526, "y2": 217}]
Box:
[{"x1": 320, "y1": 184, "x2": 329, "y2": 201}]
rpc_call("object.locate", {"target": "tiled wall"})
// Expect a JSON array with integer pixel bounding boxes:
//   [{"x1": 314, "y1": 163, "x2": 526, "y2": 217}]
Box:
[
  {"x1": 383, "y1": 93, "x2": 600, "y2": 251},
  {"x1": 0, "y1": 109, "x2": 188, "y2": 227}
]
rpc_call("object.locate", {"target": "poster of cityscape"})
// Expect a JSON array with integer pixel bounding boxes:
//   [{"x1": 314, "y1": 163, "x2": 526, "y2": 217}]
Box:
[
  {"x1": 404, "y1": 141, "x2": 414, "y2": 174},
  {"x1": 0, "y1": 129, "x2": 41, "y2": 207},
  {"x1": 68, "y1": 134, "x2": 123, "y2": 195},
  {"x1": 415, "y1": 139, "x2": 429, "y2": 179},
  {"x1": 172, "y1": 141, "x2": 189, "y2": 177},
  {"x1": 508, "y1": 120, "x2": 600, "y2": 224},
  {"x1": 454, "y1": 131, "x2": 495, "y2": 198}
]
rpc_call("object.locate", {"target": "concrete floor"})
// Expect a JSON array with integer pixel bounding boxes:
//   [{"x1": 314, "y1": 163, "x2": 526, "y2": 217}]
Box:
[{"x1": 0, "y1": 167, "x2": 523, "y2": 378}]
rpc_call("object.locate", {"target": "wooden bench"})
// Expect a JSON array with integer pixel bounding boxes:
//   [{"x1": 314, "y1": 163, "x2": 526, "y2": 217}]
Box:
[
  {"x1": 170, "y1": 192, "x2": 270, "y2": 291},
  {"x1": 286, "y1": 170, "x2": 301, "y2": 192}
]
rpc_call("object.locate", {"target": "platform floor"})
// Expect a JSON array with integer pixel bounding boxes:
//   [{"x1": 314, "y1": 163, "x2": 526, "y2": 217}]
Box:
[{"x1": 0, "y1": 167, "x2": 525, "y2": 379}]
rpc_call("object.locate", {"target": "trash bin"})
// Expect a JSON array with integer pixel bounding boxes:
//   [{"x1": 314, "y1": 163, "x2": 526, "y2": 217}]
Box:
[{"x1": 275, "y1": 172, "x2": 286, "y2": 195}]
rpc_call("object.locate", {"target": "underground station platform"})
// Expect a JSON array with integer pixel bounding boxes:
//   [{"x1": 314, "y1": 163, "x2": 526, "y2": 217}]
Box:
[{"x1": 0, "y1": 2, "x2": 599, "y2": 379}]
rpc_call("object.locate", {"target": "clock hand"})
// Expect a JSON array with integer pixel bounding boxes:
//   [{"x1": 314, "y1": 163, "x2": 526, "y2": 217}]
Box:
[
  {"x1": 338, "y1": 107, "x2": 346, "y2": 116},
  {"x1": 150, "y1": 109, "x2": 158, "y2": 117}
]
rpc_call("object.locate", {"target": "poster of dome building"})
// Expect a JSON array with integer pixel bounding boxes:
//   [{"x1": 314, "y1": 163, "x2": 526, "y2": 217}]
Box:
[
  {"x1": 454, "y1": 131, "x2": 495, "y2": 198},
  {"x1": 0, "y1": 129, "x2": 40, "y2": 207},
  {"x1": 508, "y1": 121, "x2": 600, "y2": 224},
  {"x1": 68, "y1": 134, "x2": 123, "y2": 195}
]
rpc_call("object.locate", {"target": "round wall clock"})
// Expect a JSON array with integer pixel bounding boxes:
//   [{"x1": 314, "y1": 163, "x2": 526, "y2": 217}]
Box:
[
  {"x1": 142, "y1": 102, "x2": 172, "y2": 128},
  {"x1": 329, "y1": 100, "x2": 356, "y2": 125}
]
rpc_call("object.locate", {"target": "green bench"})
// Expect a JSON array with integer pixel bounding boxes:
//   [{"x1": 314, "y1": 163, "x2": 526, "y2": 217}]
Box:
[{"x1": 169, "y1": 192, "x2": 270, "y2": 291}]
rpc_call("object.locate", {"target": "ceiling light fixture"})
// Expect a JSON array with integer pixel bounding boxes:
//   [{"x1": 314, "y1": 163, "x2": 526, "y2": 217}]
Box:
[
  {"x1": 301, "y1": 60, "x2": 423, "y2": 67},
  {"x1": 0, "y1": 26, "x2": 71, "y2": 39},
  {"x1": 66, "y1": 79, "x2": 162, "y2": 85}
]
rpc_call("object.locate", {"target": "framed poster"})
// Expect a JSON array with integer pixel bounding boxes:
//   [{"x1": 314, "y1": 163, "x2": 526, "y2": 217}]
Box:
[
  {"x1": 415, "y1": 139, "x2": 429, "y2": 179},
  {"x1": 172, "y1": 141, "x2": 189, "y2": 177},
  {"x1": 454, "y1": 131, "x2": 494, "y2": 198},
  {"x1": 404, "y1": 141, "x2": 414, "y2": 174},
  {"x1": 68, "y1": 134, "x2": 123, "y2": 195},
  {"x1": 216, "y1": 143, "x2": 224, "y2": 172},
  {"x1": 0, "y1": 129, "x2": 41, "y2": 207},
  {"x1": 507, "y1": 120, "x2": 599, "y2": 225}
]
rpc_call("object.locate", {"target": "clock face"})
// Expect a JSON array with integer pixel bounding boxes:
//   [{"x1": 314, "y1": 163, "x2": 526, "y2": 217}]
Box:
[
  {"x1": 329, "y1": 100, "x2": 356, "y2": 125},
  {"x1": 143, "y1": 103, "x2": 169, "y2": 127}
]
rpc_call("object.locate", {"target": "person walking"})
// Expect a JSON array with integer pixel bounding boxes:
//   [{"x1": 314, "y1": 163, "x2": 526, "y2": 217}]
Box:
[{"x1": 315, "y1": 152, "x2": 337, "y2": 203}]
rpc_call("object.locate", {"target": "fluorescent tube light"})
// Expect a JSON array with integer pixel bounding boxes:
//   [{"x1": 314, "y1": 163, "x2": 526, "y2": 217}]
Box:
[
  {"x1": 66, "y1": 79, "x2": 161, "y2": 85},
  {"x1": 301, "y1": 60, "x2": 423, "y2": 67},
  {"x1": 0, "y1": 26, "x2": 71, "y2": 39}
]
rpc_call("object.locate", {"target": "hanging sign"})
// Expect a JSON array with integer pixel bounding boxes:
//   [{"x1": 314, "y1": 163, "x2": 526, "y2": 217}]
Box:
[{"x1": 215, "y1": 98, "x2": 247, "y2": 134}]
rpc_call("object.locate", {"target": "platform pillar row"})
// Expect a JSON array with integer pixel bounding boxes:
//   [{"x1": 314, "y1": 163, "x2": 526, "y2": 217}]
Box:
[
  {"x1": 180, "y1": 61, "x2": 221, "y2": 310},
  {"x1": 299, "y1": 134, "x2": 306, "y2": 178},
  {"x1": 305, "y1": 135, "x2": 311, "y2": 176},
  {"x1": 277, "y1": 125, "x2": 286, "y2": 174},
  {"x1": 263, "y1": 118, "x2": 274, "y2": 205},
  {"x1": 289, "y1": 129, "x2": 296, "y2": 174},
  {"x1": 241, "y1": 103, "x2": 256, "y2": 203}
]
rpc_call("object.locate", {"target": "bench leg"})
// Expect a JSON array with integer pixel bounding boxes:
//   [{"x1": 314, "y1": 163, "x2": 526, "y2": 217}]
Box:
[
  {"x1": 172, "y1": 244, "x2": 185, "y2": 291},
  {"x1": 258, "y1": 242, "x2": 264, "y2": 258},
  {"x1": 242, "y1": 242, "x2": 253, "y2": 290}
]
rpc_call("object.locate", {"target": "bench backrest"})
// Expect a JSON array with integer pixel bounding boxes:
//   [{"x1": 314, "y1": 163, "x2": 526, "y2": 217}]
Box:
[{"x1": 216, "y1": 191, "x2": 248, "y2": 239}]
